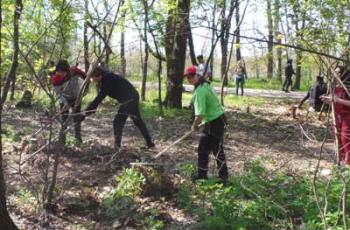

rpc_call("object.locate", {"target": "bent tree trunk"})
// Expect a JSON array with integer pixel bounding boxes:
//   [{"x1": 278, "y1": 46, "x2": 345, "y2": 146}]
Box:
[
  {"x1": 0, "y1": 2, "x2": 21, "y2": 227},
  {"x1": 1, "y1": 0, "x2": 23, "y2": 106},
  {"x1": 0, "y1": 153, "x2": 18, "y2": 230},
  {"x1": 164, "y1": 0, "x2": 190, "y2": 108},
  {"x1": 0, "y1": 139, "x2": 17, "y2": 229}
]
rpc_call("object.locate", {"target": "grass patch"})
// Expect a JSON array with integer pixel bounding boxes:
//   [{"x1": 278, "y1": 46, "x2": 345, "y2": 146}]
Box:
[
  {"x1": 223, "y1": 95, "x2": 268, "y2": 109},
  {"x1": 176, "y1": 161, "x2": 350, "y2": 230}
]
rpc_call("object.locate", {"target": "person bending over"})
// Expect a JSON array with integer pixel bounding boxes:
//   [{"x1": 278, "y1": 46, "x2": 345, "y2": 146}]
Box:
[{"x1": 78, "y1": 67, "x2": 154, "y2": 150}]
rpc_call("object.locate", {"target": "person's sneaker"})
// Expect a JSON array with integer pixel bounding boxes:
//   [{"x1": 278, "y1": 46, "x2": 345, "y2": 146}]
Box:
[{"x1": 140, "y1": 143, "x2": 155, "y2": 150}]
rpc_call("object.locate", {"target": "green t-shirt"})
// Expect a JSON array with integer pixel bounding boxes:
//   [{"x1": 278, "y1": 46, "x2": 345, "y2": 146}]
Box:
[{"x1": 193, "y1": 83, "x2": 224, "y2": 123}]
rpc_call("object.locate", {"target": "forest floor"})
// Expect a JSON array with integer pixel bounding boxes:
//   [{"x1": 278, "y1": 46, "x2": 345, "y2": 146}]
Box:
[{"x1": 2, "y1": 92, "x2": 336, "y2": 230}]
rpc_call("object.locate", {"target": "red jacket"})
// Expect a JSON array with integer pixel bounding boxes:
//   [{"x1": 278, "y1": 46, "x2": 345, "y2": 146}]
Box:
[
  {"x1": 50, "y1": 67, "x2": 87, "y2": 86},
  {"x1": 50, "y1": 67, "x2": 87, "y2": 104},
  {"x1": 334, "y1": 87, "x2": 350, "y2": 114}
]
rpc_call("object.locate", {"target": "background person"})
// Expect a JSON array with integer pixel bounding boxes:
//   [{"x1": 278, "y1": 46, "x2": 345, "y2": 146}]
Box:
[
  {"x1": 282, "y1": 59, "x2": 295, "y2": 93},
  {"x1": 298, "y1": 76, "x2": 328, "y2": 112},
  {"x1": 184, "y1": 65, "x2": 229, "y2": 183},
  {"x1": 233, "y1": 60, "x2": 247, "y2": 96},
  {"x1": 78, "y1": 67, "x2": 155, "y2": 150},
  {"x1": 196, "y1": 55, "x2": 212, "y2": 81}
]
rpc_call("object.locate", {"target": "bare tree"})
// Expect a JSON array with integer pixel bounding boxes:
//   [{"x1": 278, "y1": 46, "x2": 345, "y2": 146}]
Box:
[
  {"x1": 164, "y1": 0, "x2": 190, "y2": 108},
  {"x1": 266, "y1": 0, "x2": 273, "y2": 78},
  {"x1": 0, "y1": 2, "x2": 19, "y2": 227},
  {"x1": 235, "y1": 0, "x2": 241, "y2": 62},
  {"x1": 141, "y1": 0, "x2": 150, "y2": 101},
  {"x1": 0, "y1": 151, "x2": 18, "y2": 230},
  {"x1": 120, "y1": 0, "x2": 126, "y2": 76},
  {"x1": 219, "y1": 0, "x2": 236, "y2": 86},
  {"x1": 292, "y1": 3, "x2": 306, "y2": 90},
  {"x1": 84, "y1": 0, "x2": 90, "y2": 72},
  {"x1": 274, "y1": 0, "x2": 282, "y2": 81},
  {"x1": 1, "y1": 0, "x2": 23, "y2": 107}
]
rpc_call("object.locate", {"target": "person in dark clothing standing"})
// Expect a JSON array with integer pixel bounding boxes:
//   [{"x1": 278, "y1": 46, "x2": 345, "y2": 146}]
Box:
[
  {"x1": 51, "y1": 60, "x2": 88, "y2": 143},
  {"x1": 298, "y1": 76, "x2": 328, "y2": 112},
  {"x1": 282, "y1": 59, "x2": 295, "y2": 93},
  {"x1": 78, "y1": 67, "x2": 154, "y2": 150},
  {"x1": 184, "y1": 65, "x2": 229, "y2": 184},
  {"x1": 233, "y1": 60, "x2": 247, "y2": 96}
]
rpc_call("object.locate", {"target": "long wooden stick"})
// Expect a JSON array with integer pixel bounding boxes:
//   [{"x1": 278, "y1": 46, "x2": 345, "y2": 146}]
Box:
[
  {"x1": 151, "y1": 129, "x2": 195, "y2": 161},
  {"x1": 131, "y1": 124, "x2": 204, "y2": 166}
]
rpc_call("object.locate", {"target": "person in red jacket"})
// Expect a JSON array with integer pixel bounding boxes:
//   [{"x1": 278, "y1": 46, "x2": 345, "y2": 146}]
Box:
[
  {"x1": 51, "y1": 60, "x2": 88, "y2": 143},
  {"x1": 321, "y1": 66, "x2": 350, "y2": 165}
]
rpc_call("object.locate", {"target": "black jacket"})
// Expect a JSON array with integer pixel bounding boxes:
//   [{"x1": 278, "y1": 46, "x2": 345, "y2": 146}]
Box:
[
  {"x1": 285, "y1": 63, "x2": 295, "y2": 77},
  {"x1": 86, "y1": 71, "x2": 138, "y2": 114},
  {"x1": 300, "y1": 82, "x2": 327, "y2": 111}
]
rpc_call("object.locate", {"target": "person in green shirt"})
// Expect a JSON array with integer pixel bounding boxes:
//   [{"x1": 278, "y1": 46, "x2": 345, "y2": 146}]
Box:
[{"x1": 184, "y1": 65, "x2": 229, "y2": 184}]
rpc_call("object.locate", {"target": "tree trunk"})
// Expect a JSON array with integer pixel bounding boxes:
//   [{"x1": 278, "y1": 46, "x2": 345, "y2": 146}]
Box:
[
  {"x1": 209, "y1": 2, "x2": 217, "y2": 81},
  {"x1": 0, "y1": 4, "x2": 18, "y2": 220},
  {"x1": 274, "y1": 0, "x2": 282, "y2": 82},
  {"x1": 1, "y1": 0, "x2": 23, "y2": 105},
  {"x1": 292, "y1": 4, "x2": 305, "y2": 90},
  {"x1": 120, "y1": 0, "x2": 126, "y2": 76},
  {"x1": 104, "y1": 23, "x2": 110, "y2": 66},
  {"x1": 141, "y1": 0, "x2": 149, "y2": 101},
  {"x1": 164, "y1": 0, "x2": 190, "y2": 108},
  {"x1": 10, "y1": 78, "x2": 16, "y2": 101},
  {"x1": 235, "y1": 0, "x2": 241, "y2": 62},
  {"x1": 0, "y1": 138, "x2": 18, "y2": 229},
  {"x1": 219, "y1": 0, "x2": 235, "y2": 86},
  {"x1": 84, "y1": 0, "x2": 89, "y2": 73},
  {"x1": 267, "y1": 0, "x2": 274, "y2": 78},
  {"x1": 294, "y1": 51, "x2": 302, "y2": 89},
  {"x1": 0, "y1": 156, "x2": 18, "y2": 229},
  {"x1": 188, "y1": 27, "x2": 197, "y2": 65}
]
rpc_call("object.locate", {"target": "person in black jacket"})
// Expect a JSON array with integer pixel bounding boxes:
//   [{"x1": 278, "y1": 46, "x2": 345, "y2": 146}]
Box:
[
  {"x1": 282, "y1": 59, "x2": 296, "y2": 93},
  {"x1": 298, "y1": 76, "x2": 328, "y2": 112},
  {"x1": 78, "y1": 67, "x2": 154, "y2": 150}
]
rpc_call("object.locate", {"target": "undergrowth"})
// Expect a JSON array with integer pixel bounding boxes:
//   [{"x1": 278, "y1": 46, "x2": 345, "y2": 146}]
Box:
[
  {"x1": 100, "y1": 162, "x2": 350, "y2": 229},
  {"x1": 177, "y1": 161, "x2": 350, "y2": 230}
]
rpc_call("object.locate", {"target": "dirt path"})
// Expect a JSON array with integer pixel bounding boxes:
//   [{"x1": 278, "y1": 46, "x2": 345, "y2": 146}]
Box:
[{"x1": 132, "y1": 82, "x2": 306, "y2": 99}]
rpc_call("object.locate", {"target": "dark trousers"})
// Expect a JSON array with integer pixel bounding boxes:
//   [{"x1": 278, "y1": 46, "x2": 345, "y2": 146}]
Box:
[
  {"x1": 236, "y1": 77, "x2": 245, "y2": 96},
  {"x1": 60, "y1": 99, "x2": 82, "y2": 140},
  {"x1": 197, "y1": 115, "x2": 228, "y2": 179},
  {"x1": 282, "y1": 76, "x2": 293, "y2": 91},
  {"x1": 113, "y1": 94, "x2": 153, "y2": 148}
]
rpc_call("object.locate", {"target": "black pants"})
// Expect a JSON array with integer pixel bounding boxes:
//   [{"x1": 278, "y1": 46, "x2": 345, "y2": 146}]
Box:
[
  {"x1": 282, "y1": 76, "x2": 293, "y2": 91},
  {"x1": 197, "y1": 115, "x2": 228, "y2": 179},
  {"x1": 113, "y1": 94, "x2": 153, "y2": 148},
  {"x1": 60, "y1": 99, "x2": 82, "y2": 141},
  {"x1": 236, "y1": 77, "x2": 245, "y2": 96}
]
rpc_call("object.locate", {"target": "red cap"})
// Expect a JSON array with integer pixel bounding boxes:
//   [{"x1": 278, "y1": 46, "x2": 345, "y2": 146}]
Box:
[{"x1": 184, "y1": 65, "x2": 197, "y2": 77}]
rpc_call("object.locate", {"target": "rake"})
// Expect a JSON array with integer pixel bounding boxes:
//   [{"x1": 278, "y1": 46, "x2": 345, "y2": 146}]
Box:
[{"x1": 130, "y1": 125, "x2": 203, "y2": 167}]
